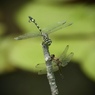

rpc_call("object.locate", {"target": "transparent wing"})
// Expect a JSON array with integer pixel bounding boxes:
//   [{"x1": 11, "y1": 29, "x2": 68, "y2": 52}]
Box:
[
  {"x1": 14, "y1": 32, "x2": 41, "y2": 40},
  {"x1": 35, "y1": 63, "x2": 47, "y2": 75},
  {"x1": 59, "y1": 45, "x2": 69, "y2": 61},
  {"x1": 43, "y1": 21, "x2": 72, "y2": 34},
  {"x1": 58, "y1": 45, "x2": 74, "y2": 67},
  {"x1": 35, "y1": 63, "x2": 59, "y2": 75},
  {"x1": 61, "y1": 52, "x2": 74, "y2": 67},
  {"x1": 14, "y1": 21, "x2": 72, "y2": 40}
]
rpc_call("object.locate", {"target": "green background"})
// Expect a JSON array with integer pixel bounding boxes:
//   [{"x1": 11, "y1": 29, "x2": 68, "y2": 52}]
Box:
[{"x1": 0, "y1": 0, "x2": 95, "y2": 95}]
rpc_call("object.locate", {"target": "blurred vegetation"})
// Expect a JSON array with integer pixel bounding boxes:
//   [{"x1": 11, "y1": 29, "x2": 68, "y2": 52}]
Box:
[{"x1": 0, "y1": 0, "x2": 95, "y2": 82}]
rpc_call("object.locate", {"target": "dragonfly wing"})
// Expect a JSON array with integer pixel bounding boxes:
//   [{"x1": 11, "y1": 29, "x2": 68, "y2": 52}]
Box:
[
  {"x1": 59, "y1": 45, "x2": 69, "y2": 61},
  {"x1": 58, "y1": 45, "x2": 74, "y2": 67},
  {"x1": 35, "y1": 63, "x2": 47, "y2": 75},
  {"x1": 35, "y1": 62, "x2": 59, "y2": 75},
  {"x1": 14, "y1": 20, "x2": 72, "y2": 40},
  {"x1": 61, "y1": 52, "x2": 74, "y2": 67},
  {"x1": 42, "y1": 21, "x2": 72, "y2": 34},
  {"x1": 14, "y1": 32, "x2": 41, "y2": 40}
]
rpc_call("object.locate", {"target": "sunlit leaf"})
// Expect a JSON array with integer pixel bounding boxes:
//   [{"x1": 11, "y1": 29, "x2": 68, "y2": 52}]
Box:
[{"x1": 9, "y1": 2, "x2": 95, "y2": 81}]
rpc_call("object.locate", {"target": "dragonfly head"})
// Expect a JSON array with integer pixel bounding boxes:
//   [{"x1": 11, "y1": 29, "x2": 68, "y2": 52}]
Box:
[
  {"x1": 28, "y1": 16, "x2": 35, "y2": 23},
  {"x1": 50, "y1": 54, "x2": 55, "y2": 60}
]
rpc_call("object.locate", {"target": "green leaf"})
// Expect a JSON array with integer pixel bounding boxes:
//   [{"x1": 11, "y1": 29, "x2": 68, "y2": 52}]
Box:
[{"x1": 9, "y1": 2, "x2": 95, "y2": 81}]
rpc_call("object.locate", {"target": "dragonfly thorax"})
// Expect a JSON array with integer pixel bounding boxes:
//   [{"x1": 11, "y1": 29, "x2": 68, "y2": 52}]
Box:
[
  {"x1": 54, "y1": 58, "x2": 62, "y2": 66},
  {"x1": 42, "y1": 33, "x2": 52, "y2": 46}
]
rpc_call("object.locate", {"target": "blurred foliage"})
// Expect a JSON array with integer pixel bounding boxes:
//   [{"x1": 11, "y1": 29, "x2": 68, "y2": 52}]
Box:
[
  {"x1": 0, "y1": 0, "x2": 95, "y2": 81},
  {"x1": 0, "y1": 37, "x2": 15, "y2": 73}
]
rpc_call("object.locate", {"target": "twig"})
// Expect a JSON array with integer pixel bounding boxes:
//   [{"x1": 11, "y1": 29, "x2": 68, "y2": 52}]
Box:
[{"x1": 42, "y1": 33, "x2": 59, "y2": 95}]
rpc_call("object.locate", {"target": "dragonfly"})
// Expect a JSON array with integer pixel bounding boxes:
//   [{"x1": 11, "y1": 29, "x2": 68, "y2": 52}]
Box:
[
  {"x1": 14, "y1": 16, "x2": 74, "y2": 76},
  {"x1": 36, "y1": 45, "x2": 74, "y2": 76},
  {"x1": 14, "y1": 16, "x2": 72, "y2": 40}
]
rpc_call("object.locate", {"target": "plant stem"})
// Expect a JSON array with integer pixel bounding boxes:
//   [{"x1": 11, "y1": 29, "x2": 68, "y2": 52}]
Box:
[{"x1": 42, "y1": 41, "x2": 59, "y2": 95}]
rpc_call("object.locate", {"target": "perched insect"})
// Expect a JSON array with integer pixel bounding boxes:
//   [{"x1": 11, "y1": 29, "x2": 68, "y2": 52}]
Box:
[
  {"x1": 14, "y1": 16, "x2": 72, "y2": 40},
  {"x1": 14, "y1": 16, "x2": 74, "y2": 76},
  {"x1": 36, "y1": 45, "x2": 74, "y2": 76}
]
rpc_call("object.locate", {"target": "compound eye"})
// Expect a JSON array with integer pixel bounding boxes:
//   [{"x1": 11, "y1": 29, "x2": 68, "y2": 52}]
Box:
[{"x1": 50, "y1": 54, "x2": 55, "y2": 59}]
